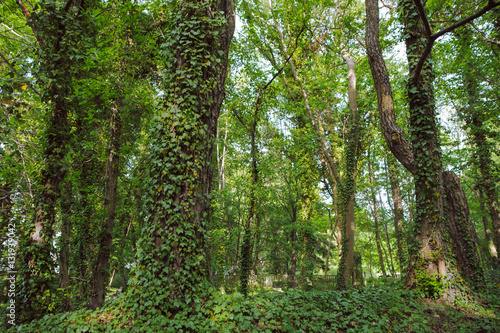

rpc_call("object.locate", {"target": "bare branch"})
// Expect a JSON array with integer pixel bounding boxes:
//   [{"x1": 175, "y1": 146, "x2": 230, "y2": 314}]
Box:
[{"x1": 470, "y1": 21, "x2": 500, "y2": 46}]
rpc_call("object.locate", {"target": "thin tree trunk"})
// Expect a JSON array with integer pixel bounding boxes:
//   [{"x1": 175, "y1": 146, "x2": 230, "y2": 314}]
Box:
[
  {"x1": 368, "y1": 150, "x2": 386, "y2": 276},
  {"x1": 289, "y1": 201, "x2": 298, "y2": 287},
  {"x1": 59, "y1": 182, "x2": 72, "y2": 310},
  {"x1": 383, "y1": 222, "x2": 396, "y2": 277},
  {"x1": 89, "y1": 101, "x2": 122, "y2": 310},
  {"x1": 334, "y1": 183, "x2": 342, "y2": 255},
  {"x1": 386, "y1": 153, "x2": 406, "y2": 273},
  {"x1": 480, "y1": 188, "x2": 497, "y2": 263}
]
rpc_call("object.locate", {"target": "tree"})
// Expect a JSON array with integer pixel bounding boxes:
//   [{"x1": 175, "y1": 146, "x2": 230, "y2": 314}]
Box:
[
  {"x1": 15, "y1": 0, "x2": 98, "y2": 321},
  {"x1": 132, "y1": 0, "x2": 235, "y2": 314},
  {"x1": 365, "y1": 0, "x2": 498, "y2": 293}
]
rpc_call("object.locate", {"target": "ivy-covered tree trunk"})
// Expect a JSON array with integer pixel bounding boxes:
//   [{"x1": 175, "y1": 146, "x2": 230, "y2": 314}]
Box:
[
  {"x1": 335, "y1": 53, "x2": 361, "y2": 289},
  {"x1": 133, "y1": 0, "x2": 234, "y2": 313},
  {"x1": 236, "y1": 107, "x2": 259, "y2": 296},
  {"x1": 16, "y1": 0, "x2": 94, "y2": 322},
  {"x1": 89, "y1": 100, "x2": 121, "y2": 310},
  {"x1": 401, "y1": 0, "x2": 449, "y2": 289},
  {"x1": 366, "y1": 0, "x2": 488, "y2": 294}
]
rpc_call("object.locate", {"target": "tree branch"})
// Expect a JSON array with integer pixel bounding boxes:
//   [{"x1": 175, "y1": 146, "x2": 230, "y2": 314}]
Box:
[
  {"x1": 412, "y1": 0, "x2": 500, "y2": 84},
  {"x1": 470, "y1": 21, "x2": 500, "y2": 46},
  {"x1": 413, "y1": 0, "x2": 432, "y2": 38}
]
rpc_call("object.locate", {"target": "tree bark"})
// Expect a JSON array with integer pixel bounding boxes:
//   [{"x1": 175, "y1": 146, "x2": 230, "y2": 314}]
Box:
[{"x1": 443, "y1": 171, "x2": 484, "y2": 286}]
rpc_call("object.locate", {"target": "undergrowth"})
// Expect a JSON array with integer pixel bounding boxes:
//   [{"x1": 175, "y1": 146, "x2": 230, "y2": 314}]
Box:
[{"x1": 3, "y1": 276, "x2": 499, "y2": 333}]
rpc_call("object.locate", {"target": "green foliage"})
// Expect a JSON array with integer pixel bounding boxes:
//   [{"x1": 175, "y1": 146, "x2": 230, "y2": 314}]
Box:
[
  {"x1": 415, "y1": 269, "x2": 445, "y2": 299},
  {"x1": 7, "y1": 286, "x2": 498, "y2": 332}
]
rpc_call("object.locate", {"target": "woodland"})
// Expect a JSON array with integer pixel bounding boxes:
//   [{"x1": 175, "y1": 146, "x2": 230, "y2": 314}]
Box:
[{"x1": 1, "y1": 0, "x2": 500, "y2": 332}]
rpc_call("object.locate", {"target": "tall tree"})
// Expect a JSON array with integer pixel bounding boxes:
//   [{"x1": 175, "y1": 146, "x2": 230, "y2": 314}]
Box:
[
  {"x1": 16, "y1": 0, "x2": 97, "y2": 321},
  {"x1": 132, "y1": 0, "x2": 235, "y2": 314},
  {"x1": 366, "y1": 0, "x2": 496, "y2": 293}
]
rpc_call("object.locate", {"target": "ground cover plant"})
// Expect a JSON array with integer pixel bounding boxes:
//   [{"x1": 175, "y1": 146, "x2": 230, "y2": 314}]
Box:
[{"x1": 5, "y1": 275, "x2": 500, "y2": 332}]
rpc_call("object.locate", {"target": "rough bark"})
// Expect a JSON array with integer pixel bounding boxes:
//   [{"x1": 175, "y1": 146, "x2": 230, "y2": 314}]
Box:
[
  {"x1": 365, "y1": 0, "x2": 415, "y2": 173},
  {"x1": 443, "y1": 172, "x2": 484, "y2": 286},
  {"x1": 89, "y1": 101, "x2": 121, "y2": 310}
]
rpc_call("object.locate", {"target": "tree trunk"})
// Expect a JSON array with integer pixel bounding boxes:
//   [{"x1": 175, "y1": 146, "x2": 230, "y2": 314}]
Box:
[
  {"x1": 336, "y1": 52, "x2": 361, "y2": 289},
  {"x1": 134, "y1": 0, "x2": 234, "y2": 311},
  {"x1": 89, "y1": 101, "x2": 122, "y2": 310},
  {"x1": 383, "y1": 221, "x2": 396, "y2": 277},
  {"x1": 59, "y1": 182, "x2": 72, "y2": 310},
  {"x1": 289, "y1": 203, "x2": 298, "y2": 287},
  {"x1": 368, "y1": 150, "x2": 386, "y2": 276},
  {"x1": 16, "y1": 0, "x2": 91, "y2": 321},
  {"x1": 366, "y1": 0, "x2": 488, "y2": 293},
  {"x1": 386, "y1": 153, "x2": 406, "y2": 273},
  {"x1": 443, "y1": 171, "x2": 484, "y2": 286},
  {"x1": 402, "y1": 0, "x2": 449, "y2": 289},
  {"x1": 334, "y1": 183, "x2": 342, "y2": 256},
  {"x1": 480, "y1": 188, "x2": 497, "y2": 265}
]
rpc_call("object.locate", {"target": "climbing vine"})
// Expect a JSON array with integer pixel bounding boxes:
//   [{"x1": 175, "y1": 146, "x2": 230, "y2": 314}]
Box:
[{"x1": 130, "y1": 0, "x2": 230, "y2": 318}]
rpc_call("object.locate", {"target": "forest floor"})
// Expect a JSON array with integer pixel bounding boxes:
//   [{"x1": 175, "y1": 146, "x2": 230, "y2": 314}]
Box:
[{"x1": 4, "y1": 272, "x2": 500, "y2": 332}]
